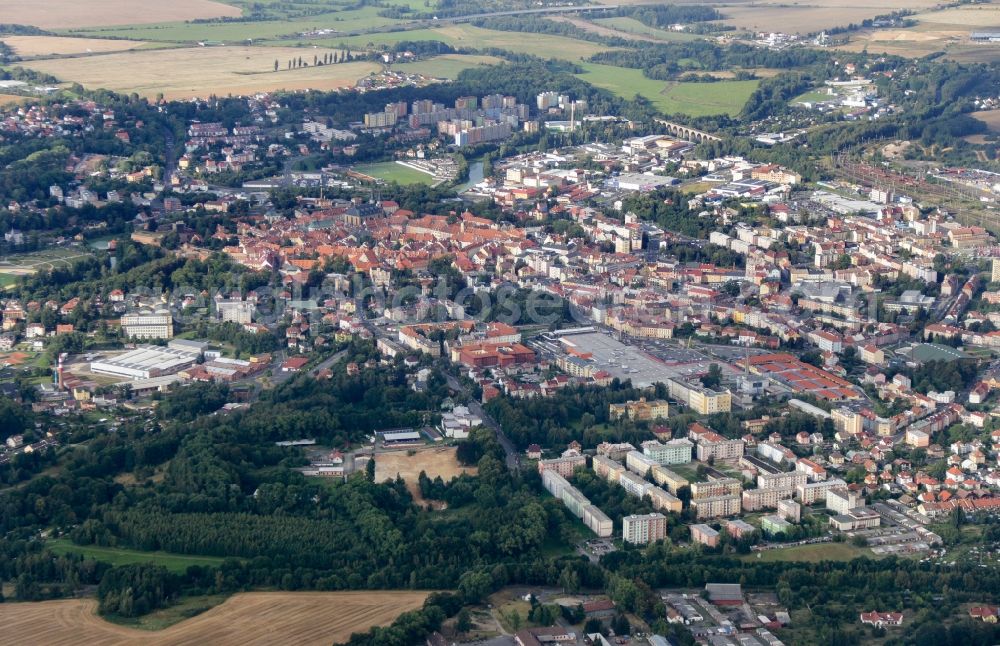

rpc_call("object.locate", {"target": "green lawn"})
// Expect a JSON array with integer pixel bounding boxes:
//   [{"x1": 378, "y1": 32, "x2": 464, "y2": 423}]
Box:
[
  {"x1": 395, "y1": 54, "x2": 502, "y2": 79},
  {"x1": 793, "y1": 89, "x2": 833, "y2": 104},
  {"x1": 744, "y1": 542, "x2": 873, "y2": 563},
  {"x1": 593, "y1": 17, "x2": 701, "y2": 42},
  {"x1": 105, "y1": 594, "x2": 230, "y2": 631},
  {"x1": 575, "y1": 62, "x2": 758, "y2": 116},
  {"x1": 0, "y1": 273, "x2": 19, "y2": 288},
  {"x1": 48, "y1": 538, "x2": 228, "y2": 573},
  {"x1": 354, "y1": 161, "x2": 435, "y2": 185}
]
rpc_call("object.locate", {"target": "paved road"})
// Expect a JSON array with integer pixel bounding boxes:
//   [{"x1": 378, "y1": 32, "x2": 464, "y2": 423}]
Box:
[
  {"x1": 309, "y1": 347, "x2": 348, "y2": 376},
  {"x1": 445, "y1": 373, "x2": 521, "y2": 471}
]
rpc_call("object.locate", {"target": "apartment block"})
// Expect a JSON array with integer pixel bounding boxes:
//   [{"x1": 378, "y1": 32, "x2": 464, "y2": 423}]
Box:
[
  {"x1": 669, "y1": 378, "x2": 732, "y2": 415},
  {"x1": 692, "y1": 494, "x2": 742, "y2": 519},
  {"x1": 596, "y1": 442, "x2": 635, "y2": 461},
  {"x1": 619, "y1": 471, "x2": 654, "y2": 498},
  {"x1": 641, "y1": 438, "x2": 693, "y2": 465},
  {"x1": 826, "y1": 487, "x2": 864, "y2": 514},
  {"x1": 121, "y1": 312, "x2": 174, "y2": 339},
  {"x1": 592, "y1": 455, "x2": 626, "y2": 483},
  {"x1": 648, "y1": 486, "x2": 683, "y2": 513},
  {"x1": 610, "y1": 397, "x2": 669, "y2": 421},
  {"x1": 742, "y1": 486, "x2": 795, "y2": 512},
  {"x1": 796, "y1": 478, "x2": 847, "y2": 504},
  {"x1": 691, "y1": 478, "x2": 742, "y2": 500},
  {"x1": 690, "y1": 523, "x2": 720, "y2": 547},
  {"x1": 777, "y1": 498, "x2": 802, "y2": 523},
  {"x1": 583, "y1": 504, "x2": 613, "y2": 537},
  {"x1": 622, "y1": 513, "x2": 667, "y2": 545},
  {"x1": 693, "y1": 431, "x2": 745, "y2": 462},
  {"x1": 537, "y1": 454, "x2": 586, "y2": 478},
  {"x1": 832, "y1": 407, "x2": 863, "y2": 436},
  {"x1": 651, "y1": 465, "x2": 689, "y2": 493},
  {"x1": 757, "y1": 470, "x2": 807, "y2": 490},
  {"x1": 626, "y1": 450, "x2": 659, "y2": 477}
]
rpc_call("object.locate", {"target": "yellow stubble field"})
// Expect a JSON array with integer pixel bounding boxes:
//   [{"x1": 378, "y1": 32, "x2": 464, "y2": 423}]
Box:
[
  {"x1": 0, "y1": 591, "x2": 430, "y2": 646},
  {"x1": 23, "y1": 46, "x2": 382, "y2": 99},
  {"x1": 0, "y1": 0, "x2": 240, "y2": 29}
]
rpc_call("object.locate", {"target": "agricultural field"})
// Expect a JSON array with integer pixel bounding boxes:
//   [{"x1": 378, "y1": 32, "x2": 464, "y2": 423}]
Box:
[
  {"x1": 0, "y1": 591, "x2": 430, "y2": 646},
  {"x1": 47, "y1": 538, "x2": 227, "y2": 574},
  {"x1": 374, "y1": 446, "x2": 476, "y2": 502},
  {"x1": 71, "y1": 7, "x2": 401, "y2": 44},
  {"x1": 972, "y1": 110, "x2": 1000, "y2": 134},
  {"x1": 23, "y1": 47, "x2": 381, "y2": 99},
  {"x1": 575, "y1": 62, "x2": 757, "y2": 116},
  {"x1": 835, "y1": 3, "x2": 1000, "y2": 60},
  {"x1": 315, "y1": 24, "x2": 613, "y2": 62},
  {"x1": 0, "y1": 36, "x2": 150, "y2": 58},
  {"x1": 0, "y1": 94, "x2": 29, "y2": 106},
  {"x1": 0, "y1": 0, "x2": 240, "y2": 30},
  {"x1": 395, "y1": 53, "x2": 503, "y2": 80},
  {"x1": 353, "y1": 162, "x2": 436, "y2": 185},
  {"x1": 590, "y1": 16, "x2": 702, "y2": 42}
]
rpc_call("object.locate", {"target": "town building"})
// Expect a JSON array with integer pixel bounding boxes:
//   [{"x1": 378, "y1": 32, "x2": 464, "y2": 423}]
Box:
[{"x1": 622, "y1": 512, "x2": 667, "y2": 544}]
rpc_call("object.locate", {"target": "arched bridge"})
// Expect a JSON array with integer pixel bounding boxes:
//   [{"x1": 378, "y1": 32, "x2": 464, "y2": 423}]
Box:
[{"x1": 656, "y1": 120, "x2": 722, "y2": 143}]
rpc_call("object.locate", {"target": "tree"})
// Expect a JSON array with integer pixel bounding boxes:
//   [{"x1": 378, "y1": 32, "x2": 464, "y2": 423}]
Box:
[
  {"x1": 455, "y1": 608, "x2": 472, "y2": 634},
  {"x1": 701, "y1": 363, "x2": 723, "y2": 388},
  {"x1": 365, "y1": 457, "x2": 376, "y2": 482},
  {"x1": 274, "y1": 59, "x2": 278, "y2": 72},
  {"x1": 558, "y1": 566, "x2": 580, "y2": 593}
]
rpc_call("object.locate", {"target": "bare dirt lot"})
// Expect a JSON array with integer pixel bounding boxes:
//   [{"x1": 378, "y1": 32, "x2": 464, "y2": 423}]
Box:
[
  {"x1": 0, "y1": 591, "x2": 429, "y2": 646},
  {"x1": 375, "y1": 446, "x2": 476, "y2": 501},
  {"x1": 24, "y1": 47, "x2": 381, "y2": 99},
  {"x1": 2, "y1": 36, "x2": 149, "y2": 57},
  {"x1": 0, "y1": 0, "x2": 240, "y2": 30}
]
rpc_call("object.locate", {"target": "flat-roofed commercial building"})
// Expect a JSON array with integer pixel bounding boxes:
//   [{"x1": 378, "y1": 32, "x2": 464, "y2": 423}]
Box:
[{"x1": 90, "y1": 345, "x2": 199, "y2": 380}]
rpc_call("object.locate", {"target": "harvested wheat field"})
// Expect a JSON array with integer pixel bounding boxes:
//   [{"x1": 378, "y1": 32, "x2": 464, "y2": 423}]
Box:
[
  {"x1": 375, "y1": 446, "x2": 476, "y2": 501},
  {"x1": 973, "y1": 110, "x2": 1000, "y2": 134},
  {"x1": 0, "y1": 0, "x2": 240, "y2": 30},
  {"x1": 24, "y1": 47, "x2": 381, "y2": 99},
  {"x1": 2, "y1": 36, "x2": 148, "y2": 58},
  {"x1": 0, "y1": 591, "x2": 430, "y2": 646},
  {"x1": 0, "y1": 94, "x2": 29, "y2": 106}
]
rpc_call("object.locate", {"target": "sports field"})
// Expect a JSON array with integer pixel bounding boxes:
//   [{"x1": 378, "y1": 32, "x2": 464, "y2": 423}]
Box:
[
  {"x1": 354, "y1": 162, "x2": 437, "y2": 185},
  {"x1": 374, "y1": 446, "x2": 476, "y2": 501},
  {"x1": 0, "y1": 0, "x2": 239, "y2": 29},
  {"x1": 0, "y1": 591, "x2": 430, "y2": 646},
  {"x1": 48, "y1": 538, "x2": 227, "y2": 574},
  {"x1": 0, "y1": 247, "x2": 95, "y2": 283},
  {"x1": 24, "y1": 48, "x2": 381, "y2": 99},
  {"x1": 576, "y1": 62, "x2": 757, "y2": 116},
  {"x1": 745, "y1": 542, "x2": 872, "y2": 563},
  {"x1": 395, "y1": 54, "x2": 503, "y2": 80}
]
